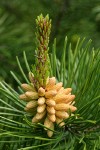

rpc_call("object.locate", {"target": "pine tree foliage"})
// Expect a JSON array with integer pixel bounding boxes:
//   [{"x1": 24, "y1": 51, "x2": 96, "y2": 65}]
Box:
[{"x1": 0, "y1": 36, "x2": 100, "y2": 149}]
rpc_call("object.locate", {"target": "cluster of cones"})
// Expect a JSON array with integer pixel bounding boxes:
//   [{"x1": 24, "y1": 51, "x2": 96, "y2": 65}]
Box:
[{"x1": 20, "y1": 75, "x2": 77, "y2": 137}]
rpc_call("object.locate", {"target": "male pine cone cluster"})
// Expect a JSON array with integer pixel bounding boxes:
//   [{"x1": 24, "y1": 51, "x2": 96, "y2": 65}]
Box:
[{"x1": 19, "y1": 73, "x2": 77, "y2": 137}]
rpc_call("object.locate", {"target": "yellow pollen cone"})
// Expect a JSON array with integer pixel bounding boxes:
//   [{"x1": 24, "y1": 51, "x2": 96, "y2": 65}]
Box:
[
  {"x1": 55, "y1": 111, "x2": 69, "y2": 119},
  {"x1": 56, "y1": 117, "x2": 65, "y2": 127},
  {"x1": 57, "y1": 87, "x2": 64, "y2": 94},
  {"x1": 45, "y1": 90, "x2": 57, "y2": 98},
  {"x1": 37, "y1": 104, "x2": 46, "y2": 113},
  {"x1": 26, "y1": 101, "x2": 37, "y2": 109},
  {"x1": 32, "y1": 116, "x2": 39, "y2": 123},
  {"x1": 47, "y1": 106, "x2": 55, "y2": 114},
  {"x1": 56, "y1": 117, "x2": 63, "y2": 124},
  {"x1": 44, "y1": 117, "x2": 52, "y2": 130},
  {"x1": 19, "y1": 94, "x2": 30, "y2": 101},
  {"x1": 47, "y1": 130, "x2": 53, "y2": 137},
  {"x1": 47, "y1": 122, "x2": 54, "y2": 137},
  {"x1": 25, "y1": 91, "x2": 38, "y2": 99},
  {"x1": 54, "y1": 94, "x2": 69, "y2": 103},
  {"x1": 55, "y1": 103, "x2": 71, "y2": 111},
  {"x1": 46, "y1": 99, "x2": 55, "y2": 107},
  {"x1": 21, "y1": 83, "x2": 35, "y2": 91},
  {"x1": 46, "y1": 77, "x2": 56, "y2": 91},
  {"x1": 38, "y1": 97, "x2": 45, "y2": 105},
  {"x1": 68, "y1": 105, "x2": 77, "y2": 112},
  {"x1": 63, "y1": 88, "x2": 72, "y2": 95},
  {"x1": 52, "y1": 82, "x2": 62, "y2": 91},
  {"x1": 48, "y1": 114, "x2": 56, "y2": 122},
  {"x1": 50, "y1": 121, "x2": 54, "y2": 130},
  {"x1": 65, "y1": 95, "x2": 75, "y2": 103},
  {"x1": 38, "y1": 87, "x2": 45, "y2": 96},
  {"x1": 35, "y1": 110, "x2": 46, "y2": 120}
]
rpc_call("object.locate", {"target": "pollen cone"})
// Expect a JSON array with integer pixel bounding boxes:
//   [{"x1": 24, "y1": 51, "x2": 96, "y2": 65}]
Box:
[{"x1": 19, "y1": 76, "x2": 77, "y2": 137}]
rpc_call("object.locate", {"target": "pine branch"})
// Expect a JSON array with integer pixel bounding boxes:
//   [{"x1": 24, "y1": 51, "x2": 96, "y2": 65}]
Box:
[{"x1": 0, "y1": 14, "x2": 100, "y2": 150}]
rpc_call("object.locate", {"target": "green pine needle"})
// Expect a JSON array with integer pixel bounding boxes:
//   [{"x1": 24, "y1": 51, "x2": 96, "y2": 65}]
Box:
[{"x1": 0, "y1": 29, "x2": 100, "y2": 150}]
